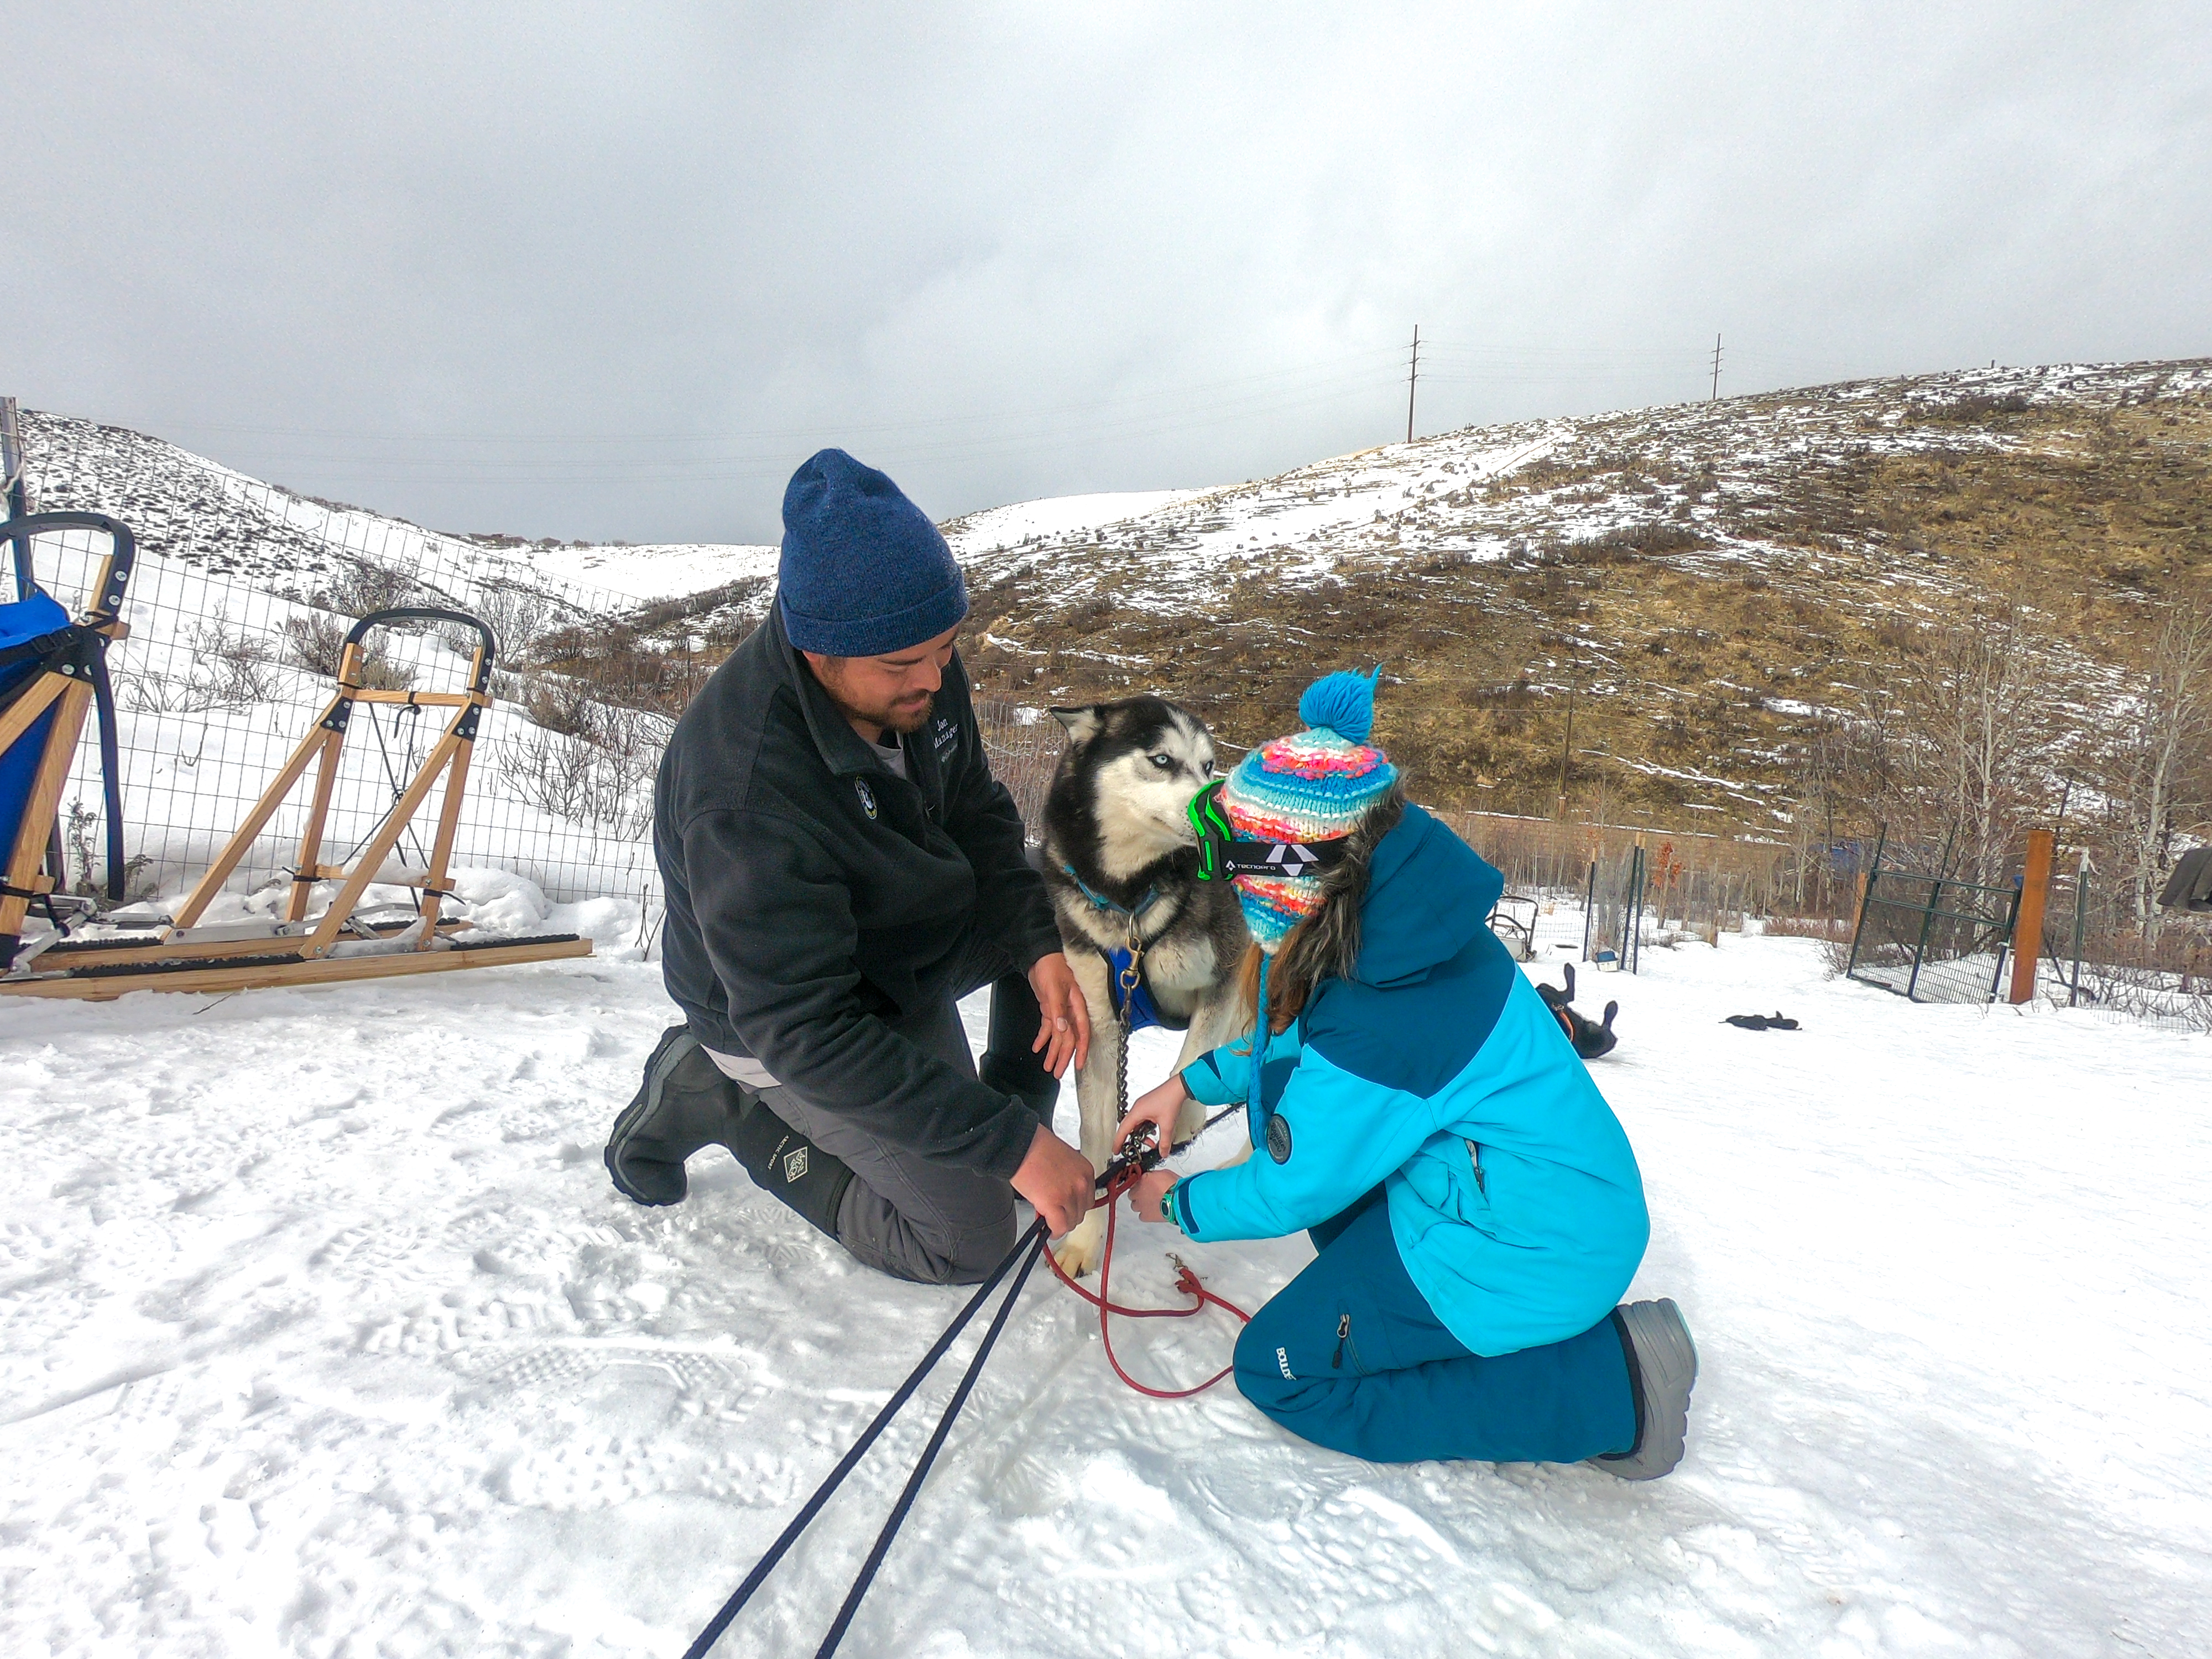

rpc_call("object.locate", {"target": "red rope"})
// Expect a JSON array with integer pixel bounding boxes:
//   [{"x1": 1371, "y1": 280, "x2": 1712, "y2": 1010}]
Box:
[{"x1": 1043, "y1": 1166, "x2": 1251, "y2": 1399}]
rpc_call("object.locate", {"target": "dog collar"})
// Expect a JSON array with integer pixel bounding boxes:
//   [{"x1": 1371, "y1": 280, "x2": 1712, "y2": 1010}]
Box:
[
  {"x1": 1059, "y1": 864, "x2": 1165, "y2": 921},
  {"x1": 1186, "y1": 780, "x2": 1351, "y2": 883}
]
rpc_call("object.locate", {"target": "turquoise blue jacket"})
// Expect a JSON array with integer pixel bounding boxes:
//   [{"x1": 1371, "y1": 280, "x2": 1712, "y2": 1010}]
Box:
[{"x1": 1167, "y1": 806, "x2": 1650, "y2": 1357}]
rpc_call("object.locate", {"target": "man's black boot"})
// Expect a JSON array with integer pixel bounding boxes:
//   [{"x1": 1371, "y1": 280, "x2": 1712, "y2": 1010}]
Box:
[
  {"x1": 728, "y1": 1103, "x2": 854, "y2": 1238},
  {"x1": 604, "y1": 1025, "x2": 748, "y2": 1206},
  {"x1": 979, "y1": 969, "x2": 1061, "y2": 1131}
]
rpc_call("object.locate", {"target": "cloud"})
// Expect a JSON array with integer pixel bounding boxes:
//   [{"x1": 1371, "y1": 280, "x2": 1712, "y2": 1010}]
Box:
[{"x1": 4, "y1": 1, "x2": 2205, "y2": 543}]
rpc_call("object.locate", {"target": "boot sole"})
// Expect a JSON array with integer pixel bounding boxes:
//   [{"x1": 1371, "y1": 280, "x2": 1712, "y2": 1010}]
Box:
[
  {"x1": 1596, "y1": 1297, "x2": 1698, "y2": 1481},
  {"x1": 604, "y1": 1026, "x2": 704, "y2": 1207}
]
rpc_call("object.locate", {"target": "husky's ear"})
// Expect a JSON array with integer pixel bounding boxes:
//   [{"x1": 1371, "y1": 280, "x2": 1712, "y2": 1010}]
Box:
[{"x1": 1050, "y1": 705, "x2": 1104, "y2": 745}]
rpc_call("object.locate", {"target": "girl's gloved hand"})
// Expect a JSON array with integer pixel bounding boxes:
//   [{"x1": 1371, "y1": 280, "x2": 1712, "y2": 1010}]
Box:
[{"x1": 1113, "y1": 1074, "x2": 1188, "y2": 1161}]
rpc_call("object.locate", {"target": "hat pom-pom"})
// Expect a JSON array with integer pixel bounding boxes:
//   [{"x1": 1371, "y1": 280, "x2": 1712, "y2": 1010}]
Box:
[{"x1": 1297, "y1": 666, "x2": 1381, "y2": 744}]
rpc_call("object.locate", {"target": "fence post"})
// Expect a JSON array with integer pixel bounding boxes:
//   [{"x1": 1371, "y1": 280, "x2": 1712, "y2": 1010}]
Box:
[
  {"x1": 2007, "y1": 828, "x2": 2056, "y2": 1004},
  {"x1": 1844, "y1": 826, "x2": 1885, "y2": 980},
  {"x1": 1905, "y1": 875, "x2": 1942, "y2": 1002},
  {"x1": 1580, "y1": 860, "x2": 1595, "y2": 962},
  {"x1": 2069, "y1": 852, "x2": 2088, "y2": 1008},
  {"x1": 1627, "y1": 844, "x2": 1646, "y2": 974}
]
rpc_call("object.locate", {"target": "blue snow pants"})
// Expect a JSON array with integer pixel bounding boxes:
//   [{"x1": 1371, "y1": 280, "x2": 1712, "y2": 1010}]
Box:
[{"x1": 1232, "y1": 1187, "x2": 1638, "y2": 1464}]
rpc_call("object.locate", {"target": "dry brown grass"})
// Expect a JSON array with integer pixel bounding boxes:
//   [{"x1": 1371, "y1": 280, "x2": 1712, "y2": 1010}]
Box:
[{"x1": 961, "y1": 374, "x2": 2212, "y2": 843}]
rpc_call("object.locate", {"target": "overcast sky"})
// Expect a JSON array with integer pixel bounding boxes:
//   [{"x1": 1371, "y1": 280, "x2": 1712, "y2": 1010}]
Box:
[{"x1": 7, "y1": 3, "x2": 2206, "y2": 545}]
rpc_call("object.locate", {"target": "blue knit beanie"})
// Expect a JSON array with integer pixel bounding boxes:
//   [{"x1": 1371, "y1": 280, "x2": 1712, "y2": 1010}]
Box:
[{"x1": 778, "y1": 449, "x2": 969, "y2": 655}]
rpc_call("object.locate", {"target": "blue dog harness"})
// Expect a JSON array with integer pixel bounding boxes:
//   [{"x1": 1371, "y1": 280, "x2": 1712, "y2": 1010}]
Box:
[{"x1": 1106, "y1": 947, "x2": 1165, "y2": 1033}]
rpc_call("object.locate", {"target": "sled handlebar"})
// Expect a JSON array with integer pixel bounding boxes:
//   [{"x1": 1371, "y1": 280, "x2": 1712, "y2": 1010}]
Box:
[
  {"x1": 0, "y1": 512, "x2": 137, "y2": 620},
  {"x1": 345, "y1": 607, "x2": 498, "y2": 692}
]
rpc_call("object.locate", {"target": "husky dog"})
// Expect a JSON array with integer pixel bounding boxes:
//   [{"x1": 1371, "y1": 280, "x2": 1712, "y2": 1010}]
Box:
[{"x1": 1041, "y1": 697, "x2": 1251, "y2": 1275}]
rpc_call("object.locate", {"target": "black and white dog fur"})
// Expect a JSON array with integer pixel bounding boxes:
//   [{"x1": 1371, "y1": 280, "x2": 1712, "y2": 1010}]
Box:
[{"x1": 1041, "y1": 697, "x2": 1252, "y2": 1275}]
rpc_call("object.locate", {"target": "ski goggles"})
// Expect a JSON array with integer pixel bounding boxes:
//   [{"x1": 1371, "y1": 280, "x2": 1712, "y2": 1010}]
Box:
[{"x1": 1185, "y1": 780, "x2": 1351, "y2": 883}]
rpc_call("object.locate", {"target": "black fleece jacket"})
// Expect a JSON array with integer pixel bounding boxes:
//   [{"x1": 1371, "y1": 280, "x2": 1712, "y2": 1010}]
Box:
[{"x1": 653, "y1": 607, "x2": 1061, "y2": 1178}]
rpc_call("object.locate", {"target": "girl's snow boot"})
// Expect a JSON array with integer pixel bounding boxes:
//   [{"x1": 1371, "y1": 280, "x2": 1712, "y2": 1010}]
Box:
[{"x1": 1592, "y1": 1298, "x2": 1698, "y2": 1480}]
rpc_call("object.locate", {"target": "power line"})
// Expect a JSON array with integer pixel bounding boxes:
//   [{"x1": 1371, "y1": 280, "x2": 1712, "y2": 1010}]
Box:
[{"x1": 155, "y1": 348, "x2": 1407, "y2": 447}]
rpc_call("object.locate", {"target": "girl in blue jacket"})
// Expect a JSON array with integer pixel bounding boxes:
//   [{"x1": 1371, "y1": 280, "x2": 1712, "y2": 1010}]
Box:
[{"x1": 1117, "y1": 671, "x2": 1697, "y2": 1476}]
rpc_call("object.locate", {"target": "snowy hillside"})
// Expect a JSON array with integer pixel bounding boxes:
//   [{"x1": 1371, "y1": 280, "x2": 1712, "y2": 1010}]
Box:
[
  {"x1": 4, "y1": 937, "x2": 2205, "y2": 1656},
  {"x1": 952, "y1": 358, "x2": 2212, "y2": 827},
  {"x1": 942, "y1": 488, "x2": 1215, "y2": 554},
  {"x1": 958, "y1": 361, "x2": 2212, "y2": 616},
  {"x1": 19, "y1": 410, "x2": 780, "y2": 606}
]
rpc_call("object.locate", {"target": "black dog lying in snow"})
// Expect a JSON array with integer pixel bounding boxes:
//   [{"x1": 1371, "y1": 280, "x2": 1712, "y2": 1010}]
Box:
[{"x1": 1538, "y1": 964, "x2": 1619, "y2": 1060}]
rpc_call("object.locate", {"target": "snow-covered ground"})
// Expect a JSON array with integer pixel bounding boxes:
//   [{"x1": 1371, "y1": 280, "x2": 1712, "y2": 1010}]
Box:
[
  {"x1": 942, "y1": 488, "x2": 1217, "y2": 555},
  {"x1": 3, "y1": 936, "x2": 2207, "y2": 1657},
  {"x1": 522, "y1": 542, "x2": 781, "y2": 604}
]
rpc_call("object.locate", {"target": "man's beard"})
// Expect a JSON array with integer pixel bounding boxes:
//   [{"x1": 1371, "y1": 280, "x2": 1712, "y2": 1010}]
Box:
[
  {"x1": 878, "y1": 691, "x2": 935, "y2": 735},
  {"x1": 817, "y1": 669, "x2": 935, "y2": 735}
]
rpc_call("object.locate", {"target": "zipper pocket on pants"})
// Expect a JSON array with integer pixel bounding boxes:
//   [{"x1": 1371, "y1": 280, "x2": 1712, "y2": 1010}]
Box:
[{"x1": 1332, "y1": 1314, "x2": 1351, "y2": 1370}]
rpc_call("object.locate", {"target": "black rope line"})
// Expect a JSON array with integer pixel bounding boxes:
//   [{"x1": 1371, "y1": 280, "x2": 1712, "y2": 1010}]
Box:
[
  {"x1": 811, "y1": 1228, "x2": 1048, "y2": 1658},
  {"x1": 681, "y1": 1219, "x2": 1046, "y2": 1659}
]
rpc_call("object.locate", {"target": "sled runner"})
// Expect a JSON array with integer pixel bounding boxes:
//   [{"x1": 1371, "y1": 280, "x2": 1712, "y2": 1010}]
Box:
[{"x1": 1, "y1": 601, "x2": 591, "y2": 999}]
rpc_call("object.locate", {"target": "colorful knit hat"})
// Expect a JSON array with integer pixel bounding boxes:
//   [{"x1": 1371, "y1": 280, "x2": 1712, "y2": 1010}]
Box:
[{"x1": 1224, "y1": 667, "x2": 1397, "y2": 951}]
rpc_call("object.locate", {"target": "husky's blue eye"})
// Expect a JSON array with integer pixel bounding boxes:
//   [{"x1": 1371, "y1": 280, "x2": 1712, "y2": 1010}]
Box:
[{"x1": 1149, "y1": 753, "x2": 1173, "y2": 770}]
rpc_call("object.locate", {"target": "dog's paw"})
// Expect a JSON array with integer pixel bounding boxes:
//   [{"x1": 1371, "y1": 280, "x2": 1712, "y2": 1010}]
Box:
[{"x1": 1053, "y1": 1213, "x2": 1106, "y2": 1278}]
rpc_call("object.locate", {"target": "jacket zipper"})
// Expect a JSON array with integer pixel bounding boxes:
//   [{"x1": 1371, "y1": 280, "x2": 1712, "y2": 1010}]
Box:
[{"x1": 1332, "y1": 1314, "x2": 1351, "y2": 1369}]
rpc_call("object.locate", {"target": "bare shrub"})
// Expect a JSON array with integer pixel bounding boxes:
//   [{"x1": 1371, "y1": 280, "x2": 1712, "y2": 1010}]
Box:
[
  {"x1": 1922, "y1": 392, "x2": 2032, "y2": 422},
  {"x1": 281, "y1": 612, "x2": 417, "y2": 689},
  {"x1": 62, "y1": 798, "x2": 155, "y2": 902},
  {"x1": 1574, "y1": 523, "x2": 1707, "y2": 558},
  {"x1": 311, "y1": 559, "x2": 423, "y2": 618},
  {"x1": 521, "y1": 673, "x2": 602, "y2": 738},
  {"x1": 1762, "y1": 915, "x2": 1855, "y2": 941},
  {"x1": 187, "y1": 618, "x2": 285, "y2": 706},
  {"x1": 495, "y1": 702, "x2": 667, "y2": 837},
  {"x1": 442, "y1": 585, "x2": 569, "y2": 664},
  {"x1": 117, "y1": 618, "x2": 289, "y2": 712}
]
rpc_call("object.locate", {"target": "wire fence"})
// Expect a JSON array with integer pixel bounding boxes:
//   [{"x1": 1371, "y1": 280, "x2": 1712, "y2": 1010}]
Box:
[
  {"x1": 1844, "y1": 865, "x2": 2020, "y2": 1005},
  {"x1": 14, "y1": 465, "x2": 665, "y2": 927},
  {"x1": 2034, "y1": 860, "x2": 2212, "y2": 1031}
]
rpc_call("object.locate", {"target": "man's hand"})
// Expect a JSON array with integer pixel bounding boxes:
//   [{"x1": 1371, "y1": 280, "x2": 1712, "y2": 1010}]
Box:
[
  {"x1": 1130, "y1": 1168, "x2": 1178, "y2": 1224},
  {"x1": 1026, "y1": 952, "x2": 1091, "y2": 1078},
  {"x1": 1011, "y1": 1123, "x2": 1094, "y2": 1238}
]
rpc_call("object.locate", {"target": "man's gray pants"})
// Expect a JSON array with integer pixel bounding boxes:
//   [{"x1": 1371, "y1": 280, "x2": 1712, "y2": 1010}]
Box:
[{"x1": 725, "y1": 943, "x2": 1056, "y2": 1286}]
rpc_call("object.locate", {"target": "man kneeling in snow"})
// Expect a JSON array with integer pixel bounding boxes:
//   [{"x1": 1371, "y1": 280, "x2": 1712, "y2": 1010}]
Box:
[{"x1": 603, "y1": 450, "x2": 1097, "y2": 1283}]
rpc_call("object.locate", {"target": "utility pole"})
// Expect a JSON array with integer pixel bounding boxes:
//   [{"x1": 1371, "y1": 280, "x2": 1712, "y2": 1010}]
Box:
[
  {"x1": 1709, "y1": 333, "x2": 1723, "y2": 401},
  {"x1": 1405, "y1": 325, "x2": 1421, "y2": 444}
]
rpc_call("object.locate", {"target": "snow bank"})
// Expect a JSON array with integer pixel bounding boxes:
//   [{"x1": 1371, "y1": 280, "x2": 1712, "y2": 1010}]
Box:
[
  {"x1": 943, "y1": 489, "x2": 1216, "y2": 553},
  {"x1": 523, "y1": 542, "x2": 781, "y2": 603},
  {"x1": 1, "y1": 939, "x2": 2205, "y2": 1656}
]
